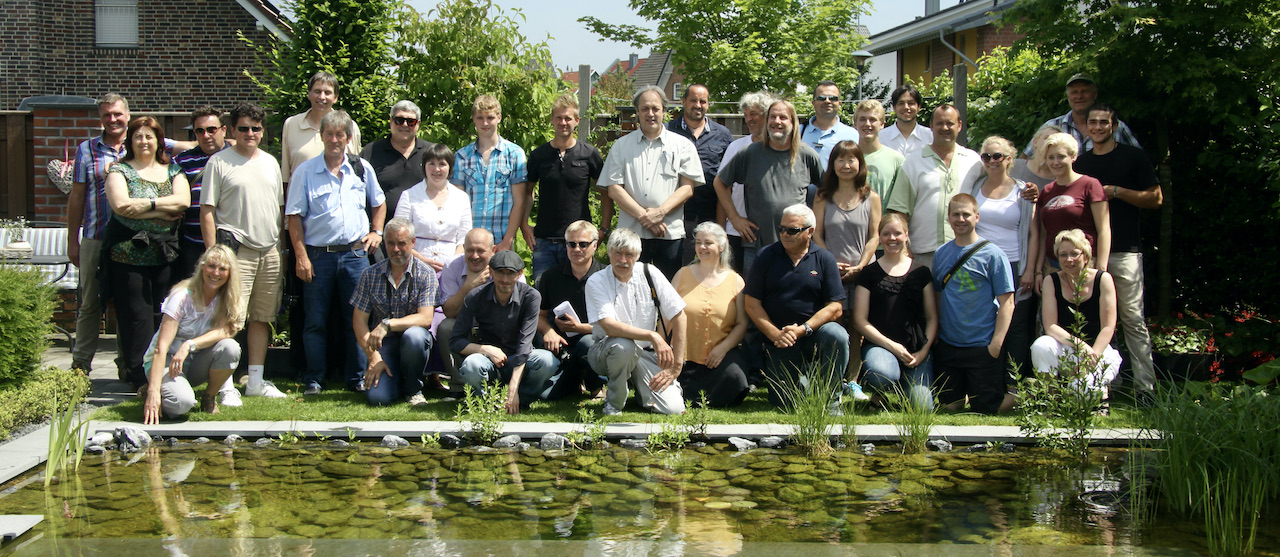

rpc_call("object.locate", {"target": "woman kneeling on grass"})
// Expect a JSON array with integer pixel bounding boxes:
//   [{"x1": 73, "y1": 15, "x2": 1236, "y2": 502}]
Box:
[{"x1": 142, "y1": 245, "x2": 244, "y2": 424}]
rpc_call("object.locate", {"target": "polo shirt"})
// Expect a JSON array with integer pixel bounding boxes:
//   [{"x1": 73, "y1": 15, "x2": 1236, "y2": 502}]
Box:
[
  {"x1": 598, "y1": 128, "x2": 704, "y2": 240},
  {"x1": 717, "y1": 135, "x2": 755, "y2": 237},
  {"x1": 361, "y1": 137, "x2": 433, "y2": 221},
  {"x1": 350, "y1": 257, "x2": 440, "y2": 324},
  {"x1": 173, "y1": 143, "x2": 230, "y2": 244},
  {"x1": 537, "y1": 259, "x2": 607, "y2": 336},
  {"x1": 1022, "y1": 111, "x2": 1140, "y2": 156},
  {"x1": 879, "y1": 122, "x2": 934, "y2": 160},
  {"x1": 74, "y1": 135, "x2": 176, "y2": 240},
  {"x1": 286, "y1": 154, "x2": 385, "y2": 247},
  {"x1": 281, "y1": 111, "x2": 361, "y2": 180},
  {"x1": 933, "y1": 238, "x2": 1014, "y2": 347},
  {"x1": 800, "y1": 116, "x2": 860, "y2": 170},
  {"x1": 527, "y1": 140, "x2": 603, "y2": 239},
  {"x1": 1073, "y1": 143, "x2": 1159, "y2": 253},
  {"x1": 450, "y1": 281, "x2": 540, "y2": 369},
  {"x1": 885, "y1": 144, "x2": 983, "y2": 253},
  {"x1": 744, "y1": 241, "x2": 845, "y2": 327},
  {"x1": 451, "y1": 137, "x2": 527, "y2": 240},
  {"x1": 585, "y1": 262, "x2": 685, "y2": 350},
  {"x1": 202, "y1": 148, "x2": 284, "y2": 251}
]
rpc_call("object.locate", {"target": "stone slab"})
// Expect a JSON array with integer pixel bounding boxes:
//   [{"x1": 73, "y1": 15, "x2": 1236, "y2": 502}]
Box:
[{"x1": 0, "y1": 515, "x2": 42, "y2": 542}]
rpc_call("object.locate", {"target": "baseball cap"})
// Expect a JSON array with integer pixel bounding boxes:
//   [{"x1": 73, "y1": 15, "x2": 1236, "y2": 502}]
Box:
[{"x1": 1066, "y1": 73, "x2": 1096, "y2": 87}]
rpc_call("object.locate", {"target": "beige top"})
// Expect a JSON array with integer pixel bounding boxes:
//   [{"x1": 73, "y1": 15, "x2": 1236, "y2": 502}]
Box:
[
  {"x1": 674, "y1": 267, "x2": 743, "y2": 365},
  {"x1": 281, "y1": 111, "x2": 362, "y2": 180},
  {"x1": 203, "y1": 149, "x2": 284, "y2": 250}
]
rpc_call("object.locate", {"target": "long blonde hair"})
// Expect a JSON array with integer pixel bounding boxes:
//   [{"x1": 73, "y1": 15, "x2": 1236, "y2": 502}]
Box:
[{"x1": 174, "y1": 245, "x2": 244, "y2": 333}]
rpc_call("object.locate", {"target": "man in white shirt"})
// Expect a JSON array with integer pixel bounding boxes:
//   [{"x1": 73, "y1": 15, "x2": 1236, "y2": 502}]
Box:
[{"x1": 880, "y1": 84, "x2": 934, "y2": 159}]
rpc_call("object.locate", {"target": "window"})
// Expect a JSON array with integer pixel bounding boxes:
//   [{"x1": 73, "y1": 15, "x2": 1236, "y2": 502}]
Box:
[
  {"x1": 96, "y1": 0, "x2": 138, "y2": 48},
  {"x1": 671, "y1": 82, "x2": 682, "y2": 101}
]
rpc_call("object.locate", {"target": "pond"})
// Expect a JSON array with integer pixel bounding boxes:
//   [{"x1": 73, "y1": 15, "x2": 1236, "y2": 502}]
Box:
[{"x1": 1, "y1": 442, "x2": 1273, "y2": 555}]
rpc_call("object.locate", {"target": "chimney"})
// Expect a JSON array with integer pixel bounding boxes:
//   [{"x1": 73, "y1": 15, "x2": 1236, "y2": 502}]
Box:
[
  {"x1": 925, "y1": 0, "x2": 940, "y2": 16},
  {"x1": 629, "y1": 53, "x2": 639, "y2": 69}
]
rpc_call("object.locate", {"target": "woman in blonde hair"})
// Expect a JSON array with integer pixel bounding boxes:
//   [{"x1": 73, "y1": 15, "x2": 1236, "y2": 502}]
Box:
[{"x1": 142, "y1": 245, "x2": 246, "y2": 424}]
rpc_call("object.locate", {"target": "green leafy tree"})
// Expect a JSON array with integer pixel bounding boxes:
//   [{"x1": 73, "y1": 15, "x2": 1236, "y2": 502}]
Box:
[
  {"x1": 239, "y1": 0, "x2": 401, "y2": 144},
  {"x1": 580, "y1": 0, "x2": 872, "y2": 100},
  {"x1": 396, "y1": 0, "x2": 565, "y2": 152}
]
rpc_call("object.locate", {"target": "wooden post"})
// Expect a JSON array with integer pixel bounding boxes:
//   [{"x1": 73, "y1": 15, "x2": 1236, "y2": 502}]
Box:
[
  {"x1": 953, "y1": 63, "x2": 968, "y2": 147},
  {"x1": 577, "y1": 64, "x2": 591, "y2": 142}
]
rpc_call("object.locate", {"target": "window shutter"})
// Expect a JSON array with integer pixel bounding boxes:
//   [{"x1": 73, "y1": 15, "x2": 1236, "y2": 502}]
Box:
[{"x1": 96, "y1": 0, "x2": 138, "y2": 48}]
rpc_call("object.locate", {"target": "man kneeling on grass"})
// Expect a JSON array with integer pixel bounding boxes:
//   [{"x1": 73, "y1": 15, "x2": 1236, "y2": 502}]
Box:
[{"x1": 450, "y1": 251, "x2": 563, "y2": 414}]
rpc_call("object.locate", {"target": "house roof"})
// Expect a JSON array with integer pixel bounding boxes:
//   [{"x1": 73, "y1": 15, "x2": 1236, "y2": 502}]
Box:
[
  {"x1": 630, "y1": 50, "x2": 674, "y2": 91},
  {"x1": 235, "y1": 0, "x2": 291, "y2": 40},
  {"x1": 867, "y1": 0, "x2": 1016, "y2": 55}
]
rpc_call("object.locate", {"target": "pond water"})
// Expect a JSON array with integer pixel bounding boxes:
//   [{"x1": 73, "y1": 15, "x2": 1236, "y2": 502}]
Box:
[{"x1": 0, "y1": 442, "x2": 1273, "y2": 555}]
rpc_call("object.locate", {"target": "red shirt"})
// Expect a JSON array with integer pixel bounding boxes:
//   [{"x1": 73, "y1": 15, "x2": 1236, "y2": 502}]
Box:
[{"x1": 1038, "y1": 175, "x2": 1106, "y2": 261}]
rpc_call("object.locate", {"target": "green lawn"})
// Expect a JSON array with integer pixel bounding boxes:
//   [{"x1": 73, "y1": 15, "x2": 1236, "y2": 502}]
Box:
[{"x1": 90, "y1": 381, "x2": 1147, "y2": 429}]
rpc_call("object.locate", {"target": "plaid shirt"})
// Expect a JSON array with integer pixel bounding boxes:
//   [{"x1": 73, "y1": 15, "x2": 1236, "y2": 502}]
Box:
[
  {"x1": 74, "y1": 135, "x2": 175, "y2": 240},
  {"x1": 451, "y1": 137, "x2": 527, "y2": 240},
  {"x1": 1023, "y1": 111, "x2": 1141, "y2": 156},
  {"x1": 350, "y1": 257, "x2": 440, "y2": 324}
]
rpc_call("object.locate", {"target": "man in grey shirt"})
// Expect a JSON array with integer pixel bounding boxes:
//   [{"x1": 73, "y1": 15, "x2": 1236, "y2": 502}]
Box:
[{"x1": 714, "y1": 99, "x2": 824, "y2": 273}]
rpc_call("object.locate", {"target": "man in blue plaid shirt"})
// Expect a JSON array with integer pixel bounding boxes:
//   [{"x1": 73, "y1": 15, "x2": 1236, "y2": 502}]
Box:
[
  {"x1": 1023, "y1": 74, "x2": 1140, "y2": 156},
  {"x1": 451, "y1": 94, "x2": 529, "y2": 253},
  {"x1": 351, "y1": 217, "x2": 439, "y2": 406}
]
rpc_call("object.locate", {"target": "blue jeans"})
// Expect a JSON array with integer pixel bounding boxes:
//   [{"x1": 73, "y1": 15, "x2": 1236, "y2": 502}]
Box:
[
  {"x1": 531, "y1": 238, "x2": 568, "y2": 284},
  {"x1": 457, "y1": 349, "x2": 563, "y2": 406},
  {"x1": 366, "y1": 326, "x2": 434, "y2": 406},
  {"x1": 862, "y1": 344, "x2": 935, "y2": 411},
  {"x1": 763, "y1": 321, "x2": 849, "y2": 408},
  {"x1": 301, "y1": 247, "x2": 369, "y2": 390}
]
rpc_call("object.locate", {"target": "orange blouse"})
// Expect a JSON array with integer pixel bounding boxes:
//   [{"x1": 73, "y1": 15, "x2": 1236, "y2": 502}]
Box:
[{"x1": 674, "y1": 267, "x2": 744, "y2": 365}]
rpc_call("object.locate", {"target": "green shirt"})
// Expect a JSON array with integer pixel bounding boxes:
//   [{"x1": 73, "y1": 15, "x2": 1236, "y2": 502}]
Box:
[{"x1": 863, "y1": 146, "x2": 905, "y2": 213}]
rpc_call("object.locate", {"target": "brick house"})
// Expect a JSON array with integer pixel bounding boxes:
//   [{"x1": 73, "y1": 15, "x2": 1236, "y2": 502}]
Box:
[
  {"x1": 1, "y1": 0, "x2": 289, "y2": 112},
  {"x1": 868, "y1": 0, "x2": 1022, "y2": 87}
]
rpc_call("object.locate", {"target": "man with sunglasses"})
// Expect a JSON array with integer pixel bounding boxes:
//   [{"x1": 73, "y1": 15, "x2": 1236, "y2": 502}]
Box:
[
  {"x1": 801, "y1": 81, "x2": 859, "y2": 171},
  {"x1": 536, "y1": 220, "x2": 608, "y2": 397},
  {"x1": 744, "y1": 204, "x2": 849, "y2": 410},
  {"x1": 360, "y1": 100, "x2": 435, "y2": 231},
  {"x1": 173, "y1": 106, "x2": 231, "y2": 279}
]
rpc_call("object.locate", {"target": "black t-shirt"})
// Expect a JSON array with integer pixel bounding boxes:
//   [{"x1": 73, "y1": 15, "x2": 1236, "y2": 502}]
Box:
[
  {"x1": 527, "y1": 141, "x2": 603, "y2": 239},
  {"x1": 745, "y1": 241, "x2": 845, "y2": 327},
  {"x1": 536, "y1": 259, "x2": 606, "y2": 336},
  {"x1": 361, "y1": 137, "x2": 435, "y2": 220},
  {"x1": 1073, "y1": 144, "x2": 1158, "y2": 253},
  {"x1": 857, "y1": 261, "x2": 934, "y2": 352}
]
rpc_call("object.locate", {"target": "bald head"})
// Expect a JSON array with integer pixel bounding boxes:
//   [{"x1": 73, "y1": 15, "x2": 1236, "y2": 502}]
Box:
[{"x1": 462, "y1": 228, "x2": 497, "y2": 272}]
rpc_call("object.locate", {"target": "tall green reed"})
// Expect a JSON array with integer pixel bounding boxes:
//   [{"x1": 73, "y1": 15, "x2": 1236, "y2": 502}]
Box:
[
  {"x1": 769, "y1": 355, "x2": 844, "y2": 456},
  {"x1": 45, "y1": 386, "x2": 89, "y2": 487}
]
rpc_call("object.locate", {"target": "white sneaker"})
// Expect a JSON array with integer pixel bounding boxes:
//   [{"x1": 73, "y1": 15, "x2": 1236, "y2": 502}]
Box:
[
  {"x1": 245, "y1": 381, "x2": 288, "y2": 398},
  {"x1": 407, "y1": 393, "x2": 428, "y2": 407},
  {"x1": 218, "y1": 388, "x2": 243, "y2": 407},
  {"x1": 601, "y1": 403, "x2": 622, "y2": 416}
]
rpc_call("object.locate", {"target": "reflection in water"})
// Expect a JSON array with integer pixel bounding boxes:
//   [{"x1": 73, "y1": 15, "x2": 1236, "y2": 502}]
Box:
[{"x1": 1, "y1": 444, "x2": 1274, "y2": 554}]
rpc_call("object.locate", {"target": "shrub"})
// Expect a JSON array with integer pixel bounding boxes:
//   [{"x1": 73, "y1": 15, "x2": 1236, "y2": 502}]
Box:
[
  {"x1": 0, "y1": 367, "x2": 91, "y2": 441},
  {"x1": 0, "y1": 267, "x2": 55, "y2": 388}
]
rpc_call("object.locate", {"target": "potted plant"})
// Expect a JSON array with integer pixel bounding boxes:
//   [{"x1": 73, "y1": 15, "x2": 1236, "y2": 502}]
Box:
[
  {"x1": 1, "y1": 216, "x2": 31, "y2": 258},
  {"x1": 1149, "y1": 313, "x2": 1218, "y2": 382}
]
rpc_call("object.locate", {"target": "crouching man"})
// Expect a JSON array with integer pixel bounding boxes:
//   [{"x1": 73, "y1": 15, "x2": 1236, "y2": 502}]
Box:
[{"x1": 585, "y1": 228, "x2": 687, "y2": 416}]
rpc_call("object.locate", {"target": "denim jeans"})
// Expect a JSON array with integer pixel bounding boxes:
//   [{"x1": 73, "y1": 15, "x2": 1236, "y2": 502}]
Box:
[
  {"x1": 365, "y1": 326, "x2": 434, "y2": 406},
  {"x1": 300, "y1": 247, "x2": 369, "y2": 390},
  {"x1": 531, "y1": 238, "x2": 568, "y2": 284},
  {"x1": 861, "y1": 344, "x2": 935, "y2": 411},
  {"x1": 763, "y1": 322, "x2": 849, "y2": 409},
  {"x1": 457, "y1": 348, "x2": 563, "y2": 406}
]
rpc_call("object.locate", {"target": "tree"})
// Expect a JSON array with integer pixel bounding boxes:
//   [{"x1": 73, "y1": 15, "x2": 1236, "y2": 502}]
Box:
[
  {"x1": 240, "y1": 0, "x2": 401, "y2": 144},
  {"x1": 580, "y1": 0, "x2": 872, "y2": 100},
  {"x1": 396, "y1": 0, "x2": 566, "y2": 152}
]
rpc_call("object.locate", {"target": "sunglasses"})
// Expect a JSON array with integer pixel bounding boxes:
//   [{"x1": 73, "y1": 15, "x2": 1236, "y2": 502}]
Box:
[
  {"x1": 236, "y1": 125, "x2": 264, "y2": 133},
  {"x1": 779, "y1": 226, "x2": 811, "y2": 236},
  {"x1": 814, "y1": 94, "x2": 841, "y2": 102},
  {"x1": 194, "y1": 126, "x2": 222, "y2": 136},
  {"x1": 980, "y1": 152, "x2": 1007, "y2": 162},
  {"x1": 393, "y1": 116, "x2": 419, "y2": 126},
  {"x1": 566, "y1": 240, "x2": 596, "y2": 249}
]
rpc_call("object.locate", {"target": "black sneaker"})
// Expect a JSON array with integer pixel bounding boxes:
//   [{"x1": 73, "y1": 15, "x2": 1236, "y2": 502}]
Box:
[{"x1": 303, "y1": 385, "x2": 322, "y2": 396}]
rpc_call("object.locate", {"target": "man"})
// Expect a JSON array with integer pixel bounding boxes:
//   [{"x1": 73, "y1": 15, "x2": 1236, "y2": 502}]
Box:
[
  {"x1": 436, "y1": 228, "x2": 527, "y2": 386},
  {"x1": 585, "y1": 228, "x2": 687, "y2": 415},
  {"x1": 172, "y1": 106, "x2": 230, "y2": 279},
  {"x1": 286, "y1": 109, "x2": 386, "y2": 395},
  {"x1": 1023, "y1": 74, "x2": 1140, "y2": 156},
  {"x1": 744, "y1": 204, "x2": 848, "y2": 410},
  {"x1": 854, "y1": 100, "x2": 906, "y2": 211},
  {"x1": 201, "y1": 102, "x2": 288, "y2": 402},
  {"x1": 351, "y1": 218, "x2": 438, "y2": 406},
  {"x1": 451, "y1": 251, "x2": 562, "y2": 414},
  {"x1": 67, "y1": 93, "x2": 190, "y2": 373},
  {"x1": 361, "y1": 100, "x2": 434, "y2": 227},
  {"x1": 800, "y1": 81, "x2": 860, "y2": 170},
  {"x1": 599, "y1": 85, "x2": 703, "y2": 279},
  {"x1": 527, "y1": 94, "x2": 606, "y2": 282},
  {"x1": 536, "y1": 220, "x2": 607, "y2": 395},
  {"x1": 885, "y1": 104, "x2": 983, "y2": 269},
  {"x1": 718, "y1": 91, "x2": 775, "y2": 272},
  {"x1": 933, "y1": 194, "x2": 1015, "y2": 415},
  {"x1": 880, "y1": 84, "x2": 934, "y2": 159},
  {"x1": 281, "y1": 71, "x2": 362, "y2": 185},
  {"x1": 1073, "y1": 103, "x2": 1162, "y2": 403},
  {"x1": 667, "y1": 84, "x2": 732, "y2": 263},
  {"x1": 714, "y1": 99, "x2": 824, "y2": 273},
  {"x1": 452, "y1": 94, "x2": 528, "y2": 253}
]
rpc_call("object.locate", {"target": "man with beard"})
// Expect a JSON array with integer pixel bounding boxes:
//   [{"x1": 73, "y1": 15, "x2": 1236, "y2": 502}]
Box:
[
  {"x1": 716, "y1": 91, "x2": 776, "y2": 272},
  {"x1": 667, "y1": 84, "x2": 732, "y2": 263}
]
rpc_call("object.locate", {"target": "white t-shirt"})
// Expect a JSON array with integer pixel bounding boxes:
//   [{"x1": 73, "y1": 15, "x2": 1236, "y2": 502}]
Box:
[
  {"x1": 975, "y1": 186, "x2": 1022, "y2": 264},
  {"x1": 143, "y1": 288, "x2": 221, "y2": 369}
]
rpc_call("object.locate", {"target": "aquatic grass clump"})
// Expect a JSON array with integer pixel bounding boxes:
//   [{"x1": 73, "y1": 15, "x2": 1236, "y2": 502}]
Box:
[
  {"x1": 45, "y1": 385, "x2": 89, "y2": 487},
  {"x1": 770, "y1": 356, "x2": 844, "y2": 456},
  {"x1": 455, "y1": 383, "x2": 507, "y2": 445},
  {"x1": 883, "y1": 384, "x2": 938, "y2": 454}
]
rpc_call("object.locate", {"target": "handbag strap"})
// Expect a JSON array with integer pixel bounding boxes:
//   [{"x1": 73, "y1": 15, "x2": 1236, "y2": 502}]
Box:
[
  {"x1": 940, "y1": 240, "x2": 990, "y2": 288},
  {"x1": 641, "y1": 263, "x2": 670, "y2": 340}
]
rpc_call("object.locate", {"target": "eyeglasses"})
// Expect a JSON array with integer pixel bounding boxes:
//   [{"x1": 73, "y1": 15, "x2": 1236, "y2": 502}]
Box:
[
  {"x1": 779, "y1": 226, "x2": 812, "y2": 236},
  {"x1": 194, "y1": 126, "x2": 222, "y2": 136},
  {"x1": 980, "y1": 152, "x2": 1007, "y2": 162},
  {"x1": 1058, "y1": 250, "x2": 1086, "y2": 260},
  {"x1": 566, "y1": 240, "x2": 595, "y2": 249},
  {"x1": 393, "y1": 116, "x2": 419, "y2": 126},
  {"x1": 236, "y1": 125, "x2": 264, "y2": 133},
  {"x1": 814, "y1": 95, "x2": 841, "y2": 102}
]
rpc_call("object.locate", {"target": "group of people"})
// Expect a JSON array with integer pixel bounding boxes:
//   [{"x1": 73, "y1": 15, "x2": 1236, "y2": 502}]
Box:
[{"x1": 64, "y1": 70, "x2": 1161, "y2": 424}]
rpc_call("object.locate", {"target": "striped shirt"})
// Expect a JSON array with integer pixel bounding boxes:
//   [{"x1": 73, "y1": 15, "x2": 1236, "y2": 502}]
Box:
[
  {"x1": 172, "y1": 144, "x2": 230, "y2": 244},
  {"x1": 74, "y1": 135, "x2": 175, "y2": 240},
  {"x1": 451, "y1": 137, "x2": 527, "y2": 240}
]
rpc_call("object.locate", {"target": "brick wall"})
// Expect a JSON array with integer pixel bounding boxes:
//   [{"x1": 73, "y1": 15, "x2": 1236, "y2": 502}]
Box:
[{"x1": 1, "y1": 0, "x2": 277, "y2": 111}]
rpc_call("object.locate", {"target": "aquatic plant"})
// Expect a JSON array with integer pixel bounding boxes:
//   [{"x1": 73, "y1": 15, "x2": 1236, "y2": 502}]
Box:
[
  {"x1": 566, "y1": 406, "x2": 606, "y2": 449},
  {"x1": 645, "y1": 394, "x2": 710, "y2": 452},
  {"x1": 455, "y1": 383, "x2": 506, "y2": 445},
  {"x1": 883, "y1": 383, "x2": 938, "y2": 454},
  {"x1": 420, "y1": 432, "x2": 441, "y2": 448},
  {"x1": 44, "y1": 386, "x2": 88, "y2": 487},
  {"x1": 769, "y1": 356, "x2": 843, "y2": 456}
]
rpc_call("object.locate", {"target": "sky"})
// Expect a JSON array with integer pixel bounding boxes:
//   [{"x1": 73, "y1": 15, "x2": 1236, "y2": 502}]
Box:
[{"x1": 404, "y1": 0, "x2": 969, "y2": 89}]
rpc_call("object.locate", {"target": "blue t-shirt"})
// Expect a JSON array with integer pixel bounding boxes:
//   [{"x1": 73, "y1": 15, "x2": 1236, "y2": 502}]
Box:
[
  {"x1": 933, "y1": 239, "x2": 1014, "y2": 347},
  {"x1": 745, "y1": 241, "x2": 845, "y2": 327}
]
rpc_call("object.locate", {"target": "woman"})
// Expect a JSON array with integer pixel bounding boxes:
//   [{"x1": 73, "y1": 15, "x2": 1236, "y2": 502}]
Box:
[
  {"x1": 814, "y1": 140, "x2": 880, "y2": 395},
  {"x1": 103, "y1": 116, "x2": 190, "y2": 390},
  {"x1": 393, "y1": 143, "x2": 472, "y2": 271},
  {"x1": 142, "y1": 245, "x2": 243, "y2": 424},
  {"x1": 281, "y1": 71, "x2": 361, "y2": 180},
  {"x1": 1031, "y1": 229, "x2": 1121, "y2": 402},
  {"x1": 969, "y1": 136, "x2": 1039, "y2": 380},
  {"x1": 853, "y1": 213, "x2": 938, "y2": 410},
  {"x1": 1036, "y1": 133, "x2": 1110, "y2": 280},
  {"x1": 671, "y1": 222, "x2": 750, "y2": 407},
  {"x1": 1010, "y1": 125, "x2": 1061, "y2": 190}
]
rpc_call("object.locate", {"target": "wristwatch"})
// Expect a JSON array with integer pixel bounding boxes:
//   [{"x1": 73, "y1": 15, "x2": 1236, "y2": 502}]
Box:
[
  {"x1": 380, "y1": 318, "x2": 391, "y2": 332},
  {"x1": 802, "y1": 323, "x2": 813, "y2": 337}
]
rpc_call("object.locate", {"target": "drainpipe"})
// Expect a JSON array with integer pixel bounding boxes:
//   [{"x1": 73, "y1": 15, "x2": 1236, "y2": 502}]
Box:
[{"x1": 938, "y1": 29, "x2": 978, "y2": 69}]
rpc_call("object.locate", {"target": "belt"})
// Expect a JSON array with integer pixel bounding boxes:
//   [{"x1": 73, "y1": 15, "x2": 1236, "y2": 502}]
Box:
[{"x1": 307, "y1": 240, "x2": 363, "y2": 253}]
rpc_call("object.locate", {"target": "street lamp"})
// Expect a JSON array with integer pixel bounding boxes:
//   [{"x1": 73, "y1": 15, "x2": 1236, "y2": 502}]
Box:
[{"x1": 852, "y1": 49, "x2": 873, "y2": 102}]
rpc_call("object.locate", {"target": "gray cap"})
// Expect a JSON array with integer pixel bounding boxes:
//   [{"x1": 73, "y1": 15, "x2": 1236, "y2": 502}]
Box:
[
  {"x1": 1066, "y1": 73, "x2": 1096, "y2": 87},
  {"x1": 488, "y1": 250, "x2": 525, "y2": 272}
]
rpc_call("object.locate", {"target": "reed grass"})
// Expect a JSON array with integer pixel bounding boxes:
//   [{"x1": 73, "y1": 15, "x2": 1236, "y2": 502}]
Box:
[{"x1": 44, "y1": 386, "x2": 89, "y2": 487}]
